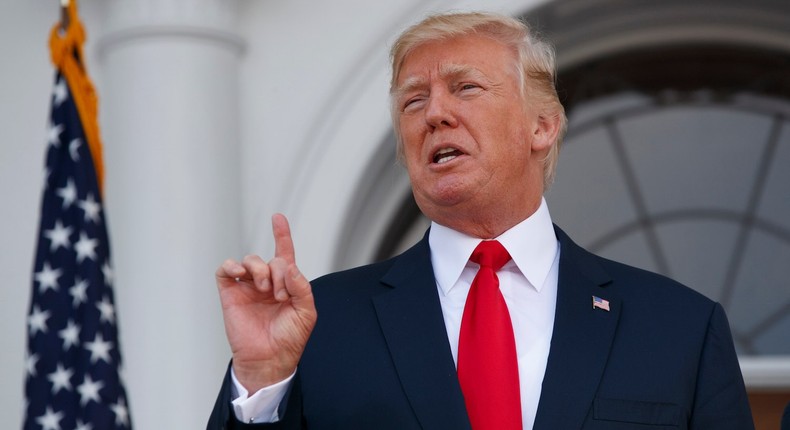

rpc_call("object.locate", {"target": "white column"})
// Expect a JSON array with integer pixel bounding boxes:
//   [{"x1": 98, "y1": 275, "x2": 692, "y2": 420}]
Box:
[{"x1": 97, "y1": 1, "x2": 242, "y2": 428}]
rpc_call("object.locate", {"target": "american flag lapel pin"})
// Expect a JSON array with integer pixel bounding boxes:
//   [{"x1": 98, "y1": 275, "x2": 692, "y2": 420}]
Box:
[{"x1": 592, "y1": 295, "x2": 610, "y2": 312}]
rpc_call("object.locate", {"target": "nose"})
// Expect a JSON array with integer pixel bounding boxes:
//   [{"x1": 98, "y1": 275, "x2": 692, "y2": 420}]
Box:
[{"x1": 424, "y1": 90, "x2": 458, "y2": 130}]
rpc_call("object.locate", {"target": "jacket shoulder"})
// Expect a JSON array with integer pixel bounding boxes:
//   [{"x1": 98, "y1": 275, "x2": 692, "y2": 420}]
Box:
[{"x1": 555, "y1": 225, "x2": 716, "y2": 310}]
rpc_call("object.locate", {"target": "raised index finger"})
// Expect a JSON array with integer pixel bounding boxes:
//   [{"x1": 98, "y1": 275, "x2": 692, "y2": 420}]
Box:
[{"x1": 272, "y1": 213, "x2": 296, "y2": 264}]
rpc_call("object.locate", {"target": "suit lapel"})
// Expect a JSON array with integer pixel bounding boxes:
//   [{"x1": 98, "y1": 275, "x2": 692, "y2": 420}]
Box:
[
  {"x1": 533, "y1": 227, "x2": 621, "y2": 430},
  {"x1": 372, "y1": 235, "x2": 472, "y2": 430}
]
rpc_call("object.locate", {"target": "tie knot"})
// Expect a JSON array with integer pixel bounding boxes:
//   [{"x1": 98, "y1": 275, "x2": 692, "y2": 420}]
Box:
[{"x1": 470, "y1": 240, "x2": 511, "y2": 271}]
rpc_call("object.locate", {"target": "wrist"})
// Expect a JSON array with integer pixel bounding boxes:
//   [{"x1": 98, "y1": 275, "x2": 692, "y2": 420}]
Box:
[{"x1": 232, "y1": 359, "x2": 295, "y2": 393}]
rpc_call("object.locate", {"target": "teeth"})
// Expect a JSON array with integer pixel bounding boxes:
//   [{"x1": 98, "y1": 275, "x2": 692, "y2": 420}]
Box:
[
  {"x1": 434, "y1": 147, "x2": 458, "y2": 164},
  {"x1": 436, "y1": 154, "x2": 456, "y2": 164}
]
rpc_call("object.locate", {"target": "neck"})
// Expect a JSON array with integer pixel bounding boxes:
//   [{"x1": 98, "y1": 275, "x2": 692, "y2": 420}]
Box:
[{"x1": 432, "y1": 196, "x2": 543, "y2": 239}]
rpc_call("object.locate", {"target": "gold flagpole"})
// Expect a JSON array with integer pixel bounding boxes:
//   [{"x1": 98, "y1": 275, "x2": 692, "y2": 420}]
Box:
[{"x1": 60, "y1": 0, "x2": 70, "y2": 31}]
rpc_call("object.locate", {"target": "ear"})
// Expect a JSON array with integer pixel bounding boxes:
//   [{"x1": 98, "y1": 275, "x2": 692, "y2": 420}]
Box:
[{"x1": 531, "y1": 112, "x2": 561, "y2": 154}]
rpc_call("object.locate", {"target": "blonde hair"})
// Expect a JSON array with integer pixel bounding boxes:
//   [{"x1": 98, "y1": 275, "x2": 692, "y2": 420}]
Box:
[{"x1": 389, "y1": 11, "x2": 567, "y2": 187}]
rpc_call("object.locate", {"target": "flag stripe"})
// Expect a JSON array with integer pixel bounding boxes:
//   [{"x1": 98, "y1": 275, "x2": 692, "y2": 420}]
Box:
[{"x1": 592, "y1": 296, "x2": 610, "y2": 312}]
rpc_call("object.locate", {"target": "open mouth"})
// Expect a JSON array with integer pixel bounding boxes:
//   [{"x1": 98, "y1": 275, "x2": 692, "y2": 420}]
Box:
[{"x1": 433, "y1": 147, "x2": 464, "y2": 164}]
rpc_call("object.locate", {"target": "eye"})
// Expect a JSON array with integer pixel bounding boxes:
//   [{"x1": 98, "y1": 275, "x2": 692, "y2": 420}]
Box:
[
  {"x1": 402, "y1": 97, "x2": 425, "y2": 112},
  {"x1": 457, "y1": 82, "x2": 481, "y2": 92}
]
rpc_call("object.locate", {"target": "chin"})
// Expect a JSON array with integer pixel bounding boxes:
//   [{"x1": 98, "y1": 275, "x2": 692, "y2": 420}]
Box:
[{"x1": 414, "y1": 189, "x2": 472, "y2": 221}]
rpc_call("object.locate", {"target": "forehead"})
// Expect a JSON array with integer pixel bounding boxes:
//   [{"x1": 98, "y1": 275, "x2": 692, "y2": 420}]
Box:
[{"x1": 395, "y1": 34, "x2": 517, "y2": 87}]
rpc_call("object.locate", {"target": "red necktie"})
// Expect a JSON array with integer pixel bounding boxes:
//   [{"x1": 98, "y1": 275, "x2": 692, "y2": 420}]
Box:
[{"x1": 457, "y1": 240, "x2": 521, "y2": 430}]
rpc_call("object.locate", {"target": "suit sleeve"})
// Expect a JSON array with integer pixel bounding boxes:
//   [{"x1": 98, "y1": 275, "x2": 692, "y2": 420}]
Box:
[
  {"x1": 690, "y1": 303, "x2": 754, "y2": 430},
  {"x1": 207, "y1": 364, "x2": 305, "y2": 430}
]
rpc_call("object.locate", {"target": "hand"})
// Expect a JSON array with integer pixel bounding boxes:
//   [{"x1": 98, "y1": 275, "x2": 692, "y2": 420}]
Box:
[{"x1": 216, "y1": 213, "x2": 317, "y2": 393}]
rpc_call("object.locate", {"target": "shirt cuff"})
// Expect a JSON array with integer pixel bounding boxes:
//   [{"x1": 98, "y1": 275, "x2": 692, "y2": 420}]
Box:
[{"x1": 230, "y1": 366, "x2": 295, "y2": 424}]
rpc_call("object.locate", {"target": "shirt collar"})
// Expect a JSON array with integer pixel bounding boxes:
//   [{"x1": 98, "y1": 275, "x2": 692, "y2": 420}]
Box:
[{"x1": 428, "y1": 197, "x2": 558, "y2": 295}]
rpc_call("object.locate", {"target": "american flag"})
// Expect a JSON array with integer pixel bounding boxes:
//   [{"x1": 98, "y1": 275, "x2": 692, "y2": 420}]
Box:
[
  {"x1": 23, "y1": 51, "x2": 132, "y2": 430},
  {"x1": 592, "y1": 295, "x2": 610, "y2": 312}
]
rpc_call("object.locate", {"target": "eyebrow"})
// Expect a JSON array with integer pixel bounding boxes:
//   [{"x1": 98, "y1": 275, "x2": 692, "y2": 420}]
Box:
[{"x1": 393, "y1": 63, "x2": 489, "y2": 100}]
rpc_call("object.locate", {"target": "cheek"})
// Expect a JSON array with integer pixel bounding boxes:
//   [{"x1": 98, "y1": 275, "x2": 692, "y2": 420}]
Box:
[
  {"x1": 399, "y1": 141, "x2": 422, "y2": 175},
  {"x1": 501, "y1": 115, "x2": 532, "y2": 149},
  {"x1": 400, "y1": 117, "x2": 422, "y2": 138},
  {"x1": 399, "y1": 122, "x2": 424, "y2": 158}
]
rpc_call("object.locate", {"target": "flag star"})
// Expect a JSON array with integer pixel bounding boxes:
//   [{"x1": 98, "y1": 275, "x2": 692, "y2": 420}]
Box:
[
  {"x1": 75, "y1": 420, "x2": 93, "y2": 430},
  {"x1": 102, "y1": 262, "x2": 114, "y2": 286},
  {"x1": 78, "y1": 193, "x2": 101, "y2": 224},
  {"x1": 96, "y1": 296, "x2": 116, "y2": 324},
  {"x1": 26, "y1": 353, "x2": 40, "y2": 376},
  {"x1": 44, "y1": 220, "x2": 73, "y2": 252},
  {"x1": 69, "y1": 276, "x2": 89, "y2": 307},
  {"x1": 75, "y1": 232, "x2": 99, "y2": 263},
  {"x1": 28, "y1": 305, "x2": 51, "y2": 335},
  {"x1": 56, "y1": 178, "x2": 77, "y2": 209},
  {"x1": 69, "y1": 138, "x2": 81, "y2": 162},
  {"x1": 110, "y1": 397, "x2": 130, "y2": 427},
  {"x1": 52, "y1": 77, "x2": 68, "y2": 107},
  {"x1": 47, "y1": 363, "x2": 74, "y2": 394},
  {"x1": 85, "y1": 333, "x2": 113, "y2": 364},
  {"x1": 59, "y1": 320, "x2": 81, "y2": 350},
  {"x1": 36, "y1": 406, "x2": 64, "y2": 430},
  {"x1": 47, "y1": 121, "x2": 65, "y2": 148},
  {"x1": 77, "y1": 375, "x2": 104, "y2": 406},
  {"x1": 35, "y1": 262, "x2": 62, "y2": 293}
]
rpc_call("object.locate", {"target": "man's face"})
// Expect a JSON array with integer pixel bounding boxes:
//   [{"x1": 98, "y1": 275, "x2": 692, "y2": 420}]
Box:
[{"x1": 394, "y1": 34, "x2": 551, "y2": 234}]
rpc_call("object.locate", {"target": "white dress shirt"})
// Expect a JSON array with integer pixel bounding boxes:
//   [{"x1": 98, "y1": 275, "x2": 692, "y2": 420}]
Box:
[
  {"x1": 429, "y1": 198, "x2": 559, "y2": 430},
  {"x1": 231, "y1": 198, "x2": 560, "y2": 429}
]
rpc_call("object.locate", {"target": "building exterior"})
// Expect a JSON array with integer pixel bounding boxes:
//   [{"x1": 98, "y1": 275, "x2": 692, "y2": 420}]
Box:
[{"x1": 2, "y1": 1, "x2": 788, "y2": 428}]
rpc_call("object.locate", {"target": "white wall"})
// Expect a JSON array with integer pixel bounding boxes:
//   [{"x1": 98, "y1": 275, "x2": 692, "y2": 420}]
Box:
[
  {"x1": 0, "y1": 3, "x2": 59, "y2": 426},
  {"x1": 0, "y1": 0, "x2": 543, "y2": 427}
]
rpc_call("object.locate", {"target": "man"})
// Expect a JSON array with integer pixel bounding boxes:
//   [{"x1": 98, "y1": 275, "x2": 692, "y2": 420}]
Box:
[{"x1": 208, "y1": 11, "x2": 753, "y2": 429}]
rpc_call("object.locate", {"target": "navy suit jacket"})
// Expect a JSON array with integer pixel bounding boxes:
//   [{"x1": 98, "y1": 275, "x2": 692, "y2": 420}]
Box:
[{"x1": 208, "y1": 227, "x2": 753, "y2": 429}]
